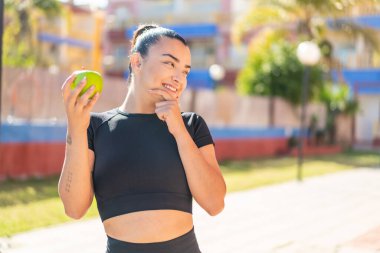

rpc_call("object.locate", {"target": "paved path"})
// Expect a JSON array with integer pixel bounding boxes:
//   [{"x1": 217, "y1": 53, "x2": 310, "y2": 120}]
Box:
[{"x1": 1, "y1": 168, "x2": 380, "y2": 253}]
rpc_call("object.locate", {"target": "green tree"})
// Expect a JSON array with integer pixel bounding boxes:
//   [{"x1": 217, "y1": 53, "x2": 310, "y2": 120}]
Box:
[
  {"x1": 237, "y1": 29, "x2": 324, "y2": 125},
  {"x1": 238, "y1": 30, "x2": 324, "y2": 105},
  {"x1": 234, "y1": 0, "x2": 379, "y2": 131},
  {"x1": 319, "y1": 82, "x2": 359, "y2": 144},
  {"x1": 233, "y1": 0, "x2": 380, "y2": 82},
  {"x1": 3, "y1": 0, "x2": 61, "y2": 67}
]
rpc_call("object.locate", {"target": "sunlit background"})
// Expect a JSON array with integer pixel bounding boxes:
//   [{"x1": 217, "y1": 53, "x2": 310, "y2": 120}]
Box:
[{"x1": 1, "y1": 1, "x2": 380, "y2": 252}]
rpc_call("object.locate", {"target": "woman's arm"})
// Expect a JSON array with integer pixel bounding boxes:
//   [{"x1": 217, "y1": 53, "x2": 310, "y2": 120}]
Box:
[
  {"x1": 58, "y1": 73, "x2": 100, "y2": 219},
  {"x1": 58, "y1": 138, "x2": 95, "y2": 219},
  {"x1": 149, "y1": 89, "x2": 226, "y2": 216},
  {"x1": 175, "y1": 132, "x2": 226, "y2": 216}
]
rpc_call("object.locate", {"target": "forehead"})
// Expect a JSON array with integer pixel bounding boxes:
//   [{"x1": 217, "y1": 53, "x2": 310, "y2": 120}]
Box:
[{"x1": 148, "y1": 37, "x2": 191, "y2": 63}]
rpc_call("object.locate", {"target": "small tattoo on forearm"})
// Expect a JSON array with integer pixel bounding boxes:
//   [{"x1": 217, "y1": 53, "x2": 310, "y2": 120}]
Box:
[
  {"x1": 65, "y1": 171, "x2": 73, "y2": 192},
  {"x1": 66, "y1": 135, "x2": 72, "y2": 145}
]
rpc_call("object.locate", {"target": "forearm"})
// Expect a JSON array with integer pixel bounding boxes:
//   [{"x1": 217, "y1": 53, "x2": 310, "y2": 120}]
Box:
[
  {"x1": 175, "y1": 130, "x2": 226, "y2": 215},
  {"x1": 58, "y1": 130, "x2": 93, "y2": 218}
]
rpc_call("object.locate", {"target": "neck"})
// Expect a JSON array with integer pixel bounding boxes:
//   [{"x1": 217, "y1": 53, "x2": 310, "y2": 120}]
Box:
[{"x1": 120, "y1": 85, "x2": 156, "y2": 114}]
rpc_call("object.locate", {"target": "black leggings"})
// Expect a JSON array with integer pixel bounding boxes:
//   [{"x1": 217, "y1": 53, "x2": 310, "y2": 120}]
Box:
[{"x1": 106, "y1": 226, "x2": 202, "y2": 253}]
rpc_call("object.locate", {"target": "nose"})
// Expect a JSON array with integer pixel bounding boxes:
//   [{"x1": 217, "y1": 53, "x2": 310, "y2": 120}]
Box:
[
  {"x1": 172, "y1": 69, "x2": 187, "y2": 87},
  {"x1": 172, "y1": 73, "x2": 181, "y2": 84},
  {"x1": 172, "y1": 75, "x2": 180, "y2": 83}
]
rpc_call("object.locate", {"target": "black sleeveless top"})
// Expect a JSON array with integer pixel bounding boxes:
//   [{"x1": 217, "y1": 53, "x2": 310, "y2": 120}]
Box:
[{"x1": 87, "y1": 108, "x2": 214, "y2": 222}]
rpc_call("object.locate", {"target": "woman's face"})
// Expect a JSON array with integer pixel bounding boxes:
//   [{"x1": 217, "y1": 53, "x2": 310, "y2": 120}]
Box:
[{"x1": 133, "y1": 37, "x2": 191, "y2": 101}]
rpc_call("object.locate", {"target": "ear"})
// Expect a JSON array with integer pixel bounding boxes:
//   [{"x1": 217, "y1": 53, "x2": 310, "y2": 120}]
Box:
[{"x1": 130, "y1": 53, "x2": 143, "y2": 73}]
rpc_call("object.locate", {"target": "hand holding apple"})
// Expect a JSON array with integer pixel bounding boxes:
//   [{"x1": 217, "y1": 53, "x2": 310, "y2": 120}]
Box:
[
  {"x1": 71, "y1": 70, "x2": 103, "y2": 99},
  {"x1": 61, "y1": 70, "x2": 102, "y2": 135}
]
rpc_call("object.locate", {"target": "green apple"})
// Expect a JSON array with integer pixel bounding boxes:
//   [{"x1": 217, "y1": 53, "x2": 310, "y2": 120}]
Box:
[{"x1": 71, "y1": 70, "x2": 103, "y2": 98}]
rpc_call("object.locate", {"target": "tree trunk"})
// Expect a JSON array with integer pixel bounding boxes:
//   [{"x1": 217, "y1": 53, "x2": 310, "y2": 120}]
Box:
[{"x1": 269, "y1": 95, "x2": 275, "y2": 127}]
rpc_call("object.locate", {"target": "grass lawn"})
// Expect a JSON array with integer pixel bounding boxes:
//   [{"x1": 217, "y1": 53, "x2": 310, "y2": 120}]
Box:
[
  {"x1": 0, "y1": 150, "x2": 379, "y2": 237},
  {"x1": 223, "y1": 150, "x2": 380, "y2": 192}
]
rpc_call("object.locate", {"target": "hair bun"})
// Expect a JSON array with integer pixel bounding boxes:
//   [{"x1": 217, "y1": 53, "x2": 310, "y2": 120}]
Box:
[{"x1": 130, "y1": 24, "x2": 159, "y2": 51}]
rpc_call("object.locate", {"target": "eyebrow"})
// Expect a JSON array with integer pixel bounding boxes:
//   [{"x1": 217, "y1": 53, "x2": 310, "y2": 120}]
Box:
[{"x1": 162, "y1": 53, "x2": 191, "y2": 69}]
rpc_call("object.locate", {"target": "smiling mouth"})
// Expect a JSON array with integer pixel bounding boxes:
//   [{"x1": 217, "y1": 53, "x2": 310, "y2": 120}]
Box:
[{"x1": 163, "y1": 83, "x2": 178, "y2": 92}]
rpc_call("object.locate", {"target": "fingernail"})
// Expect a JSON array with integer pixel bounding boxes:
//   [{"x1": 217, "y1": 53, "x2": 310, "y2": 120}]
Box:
[{"x1": 90, "y1": 85, "x2": 95, "y2": 90}]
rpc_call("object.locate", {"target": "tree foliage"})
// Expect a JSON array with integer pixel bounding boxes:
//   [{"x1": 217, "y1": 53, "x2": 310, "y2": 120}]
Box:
[
  {"x1": 3, "y1": 0, "x2": 61, "y2": 67},
  {"x1": 319, "y1": 82, "x2": 359, "y2": 114},
  {"x1": 234, "y1": 0, "x2": 378, "y2": 142},
  {"x1": 233, "y1": 0, "x2": 380, "y2": 49},
  {"x1": 237, "y1": 30, "x2": 324, "y2": 105},
  {"x1": 318, "y1": 82, "x2": 360, "y2": 143}
]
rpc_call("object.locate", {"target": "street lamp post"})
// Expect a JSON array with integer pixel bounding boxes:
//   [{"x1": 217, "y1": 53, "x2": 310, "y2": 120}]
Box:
[
  {"x1": 296, "y1": 41, "x2": 321, "y2": 181},
  {"x1": 0, "y1": 0, "x2": 3, "y2": 176}
]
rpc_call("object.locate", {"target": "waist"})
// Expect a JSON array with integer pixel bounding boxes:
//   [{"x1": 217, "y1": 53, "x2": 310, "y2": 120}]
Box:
[{"x1": 103, "y1": 210, "x2": 193, "y2": 243}]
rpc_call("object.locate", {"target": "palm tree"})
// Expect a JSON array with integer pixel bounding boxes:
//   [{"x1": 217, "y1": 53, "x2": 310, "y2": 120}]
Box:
[{"x1": 233, "y1": 0, "x2": 380, "y2": 45}]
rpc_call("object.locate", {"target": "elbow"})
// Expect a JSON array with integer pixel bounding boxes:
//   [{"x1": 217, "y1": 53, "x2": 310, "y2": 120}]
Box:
[
  {"x1": 64, "y1": 207, "x2": 86, "y2": 220},
  {"x1": 58, "y1": 194, "x2": 86, "y2": 219},
  {"x1": 206, "y1": 184, "x2": 227, "y2": 216},
  {"x1": 58, "y1": 189, "x2": 91, "y2": 220},
  {"x1": 61, "y1": 198, "x2": 88, "y2": 220},
  {"x1": 207, "y1": 200, "x2": 225, "y2": 216}
]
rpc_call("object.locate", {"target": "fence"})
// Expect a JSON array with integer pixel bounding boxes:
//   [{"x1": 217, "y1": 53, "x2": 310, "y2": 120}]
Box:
[{"x1": 0, "y1": 67, "x2": 349, "y2": 180}]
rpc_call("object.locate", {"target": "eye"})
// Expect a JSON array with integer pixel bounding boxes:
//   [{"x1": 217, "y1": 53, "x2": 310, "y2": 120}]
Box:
[
  {"x1": 163, "y1": 61, "x2": 175, "y2": 68},
  {"x1": 183, "y1": 71, "x2": 189, "y2": 77}
]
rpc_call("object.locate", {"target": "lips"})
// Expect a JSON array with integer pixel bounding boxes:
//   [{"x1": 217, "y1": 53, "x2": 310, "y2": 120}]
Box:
[{"x1": 163, "y1": 83, "x2": 178, "y2": 92}]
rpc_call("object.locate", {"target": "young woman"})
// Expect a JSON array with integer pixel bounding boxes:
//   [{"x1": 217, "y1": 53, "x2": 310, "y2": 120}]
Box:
[{"x1": 58, "y1": 24, "x2": 226, "y2": 253}]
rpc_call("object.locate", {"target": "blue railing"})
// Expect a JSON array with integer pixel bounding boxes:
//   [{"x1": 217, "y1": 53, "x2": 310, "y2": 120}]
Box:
[
  {"x1": 126, "y1": 23, "x2": 217, "y2": 39},
  {"x1": 38, "y1": 33, "x2": 92, "y2": 49},
  {"x1": 0, "y1": 123, "x2": 67, "y2": 143},
  {"x1": 327, "y1": 15, "x2": 380, "y2": 30},
  {"x1": 332, "y1": 69, "x2": 380, "y2": 94},
  {"x1": 0, "y1": 123, "x2": 300, "y2": 143},
  {"x1": 124, "y1": 69, "x2": 215, "y2": 89}
]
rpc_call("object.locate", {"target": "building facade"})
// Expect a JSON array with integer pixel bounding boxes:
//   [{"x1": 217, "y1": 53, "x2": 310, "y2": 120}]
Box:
[
  {"x1": 37, "y1": 3, "x2": 105, "y2": 72},
  {"x1": 328, "y1": 8, "x2": 380, "y2": 146},
  {"x1": 103, "y1": 0, "x2": 238, "y2": 89}
]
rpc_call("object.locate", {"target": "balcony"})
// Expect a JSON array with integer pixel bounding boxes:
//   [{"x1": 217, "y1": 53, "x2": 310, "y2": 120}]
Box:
[
  {"x1": 332, "y1": 69, "x2": 380, "y2": 95},
  {"x1": 125, "y1": 23, "x2": 218, "y2": 39},
  {"x1": 123, "y1": 68, "x2": 214, "y2": 89},
  {"x1": 328, "y1": 14, "x2": 380, "y2": 30}
]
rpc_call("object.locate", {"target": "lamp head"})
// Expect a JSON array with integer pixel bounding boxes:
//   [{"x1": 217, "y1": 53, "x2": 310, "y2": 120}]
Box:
[
  {"x1": 297, "y1": 41, "x2": 321, "y2": 66},
  {"x1": 209, "y1": 64, "x2": 226, "y2": 81}
]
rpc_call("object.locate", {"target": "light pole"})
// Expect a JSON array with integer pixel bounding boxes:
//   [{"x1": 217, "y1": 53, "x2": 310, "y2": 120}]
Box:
[
  {"x1": 296, "y1": 41, "x2": 321, "y2": 181},
  {"x1": 209, "y1": 64, "x2": 225, "y2": 88},
  {"x1": 0, "y1": 0, "x2": 3, "y2": 127},
  {"x1": 0, "y1": 0, "x2": 3, "y2": 176}
]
